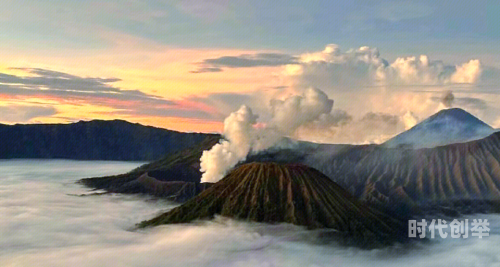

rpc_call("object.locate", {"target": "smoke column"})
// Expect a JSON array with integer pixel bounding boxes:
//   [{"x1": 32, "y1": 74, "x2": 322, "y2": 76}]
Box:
[
  {"x1": 200, "y1": 88, "x2": 334, "y2": 183},
  {"x1": 441, "y1": 91, "x2": 455, "y2": 108}
]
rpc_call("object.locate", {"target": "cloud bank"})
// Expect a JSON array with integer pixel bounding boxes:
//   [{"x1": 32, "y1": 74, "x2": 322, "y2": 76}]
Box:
[
  {"x1": 276, "y1": 44, "x2": 495, "y2": 141},
  {"x1": 191, "y1": 44, "x2": 495, "y2": 148},
  {"x1": 3, "y1": 160, "x2": 500, "y2": 267},
  {"x1": 191, "y1": 44, "x2": 494, "y2": 139},
  {"x1": 285, "y1": 44, "x2": 483, "y2": 90}
]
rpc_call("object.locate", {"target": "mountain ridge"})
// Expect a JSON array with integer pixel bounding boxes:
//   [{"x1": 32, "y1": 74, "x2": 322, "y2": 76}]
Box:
[{"x1": 0, "y1": 120, "x2": 219, "y2": 161}]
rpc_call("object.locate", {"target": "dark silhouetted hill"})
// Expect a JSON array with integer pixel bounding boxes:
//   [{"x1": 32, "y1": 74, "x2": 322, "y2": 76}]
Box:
[{"x1": 0, "y1": 120, "x2": 219, "y2": 161}]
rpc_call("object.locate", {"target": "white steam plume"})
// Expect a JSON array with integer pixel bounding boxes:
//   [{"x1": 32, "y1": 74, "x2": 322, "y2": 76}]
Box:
[
  {"x1": 199, "y1": 105, "x2": 258, "y2": 184},
  {"x1": 200, "y1": 88, "x2": 333, "y2": 183}
]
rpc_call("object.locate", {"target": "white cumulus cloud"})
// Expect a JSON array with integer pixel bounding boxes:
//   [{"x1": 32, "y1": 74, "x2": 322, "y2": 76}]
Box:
[{"x1": 286, "y1": 44, "x2": 483, "y2": 89}]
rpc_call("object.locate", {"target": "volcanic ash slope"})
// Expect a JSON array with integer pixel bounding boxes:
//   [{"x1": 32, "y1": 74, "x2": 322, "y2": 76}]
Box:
[{"x1": 140, "y1": 163, "x2": 407, "y2": 247}]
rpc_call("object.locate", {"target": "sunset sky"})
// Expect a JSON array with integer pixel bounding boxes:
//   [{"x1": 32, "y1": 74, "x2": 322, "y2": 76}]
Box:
[{"x1": 1, "y1": 0, "x2": 500, "y2": 140}]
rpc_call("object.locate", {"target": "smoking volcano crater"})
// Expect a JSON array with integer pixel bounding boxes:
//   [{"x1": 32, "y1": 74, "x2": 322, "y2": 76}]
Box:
[{"x1": 139, "y1": 162, "x2": 408, "y2": 247}]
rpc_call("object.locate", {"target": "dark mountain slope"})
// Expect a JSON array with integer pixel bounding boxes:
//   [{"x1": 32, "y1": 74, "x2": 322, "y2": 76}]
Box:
[
  {"x1": 384, "y1": 108, "x2": 494, "y2": 149},
  {"x1": 0, "y1": 120, "x2": 218, "y2": 161},
  {"x1": 273, "y1": 132, "x2": 500, "y2": 212},
  {"x1": 140, "y1": 163, "x2": 407, "y2": 247},
  {"x1": 80, "y1": 135, "x2": 219, "y2": 201},
  {"x1": 242, "y1": 132, "x2": 500, "y2": 213}
]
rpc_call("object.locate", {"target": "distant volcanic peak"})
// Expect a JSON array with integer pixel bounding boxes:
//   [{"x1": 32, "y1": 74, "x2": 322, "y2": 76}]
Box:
[
  {"x1": 385, "y1": 108, "x2": 494, "y2": 149},
  {"x1": 417, "y1": 108, "x2": 492, "y2": 129},
  {"x1": 432, "y1": 108, "x2": 473, "y2": 120},
  {"x1": 140, "y1": 163, "x2": 404, "y2": 244}
]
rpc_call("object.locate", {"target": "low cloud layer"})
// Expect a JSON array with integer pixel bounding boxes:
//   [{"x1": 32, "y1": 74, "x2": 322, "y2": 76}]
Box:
[{"x1": 3, "y1": 160, "x2": 500, "y2": 267}]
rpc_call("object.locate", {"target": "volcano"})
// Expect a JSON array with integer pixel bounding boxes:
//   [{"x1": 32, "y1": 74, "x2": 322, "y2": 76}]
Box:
[
  {"x1": 139, "y1": 163, "x2": 406, "y2": 246},
  {"x1": 384, "y1": 108, "x2": 494, "y2": 148}
]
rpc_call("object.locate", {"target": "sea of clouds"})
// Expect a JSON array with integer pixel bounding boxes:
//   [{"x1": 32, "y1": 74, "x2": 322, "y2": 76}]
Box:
[{"x1": 1, "y1": 160, "x2": 500, "y2": 267}]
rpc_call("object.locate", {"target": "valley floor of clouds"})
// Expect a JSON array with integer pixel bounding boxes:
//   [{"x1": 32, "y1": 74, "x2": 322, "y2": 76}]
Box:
[{"x1": 1, "y1": 160, "x2": 499, "y2": 267}]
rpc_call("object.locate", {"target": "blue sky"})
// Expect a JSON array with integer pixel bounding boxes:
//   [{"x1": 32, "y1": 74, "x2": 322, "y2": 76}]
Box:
[{"x1": 2, "y1": 0, "x2": 498, "y2": 52}]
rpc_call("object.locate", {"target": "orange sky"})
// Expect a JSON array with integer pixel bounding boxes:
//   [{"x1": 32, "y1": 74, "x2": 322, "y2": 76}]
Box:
[{"x1": 0, "y1": 34, "x2": 285, "y2": 132}]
